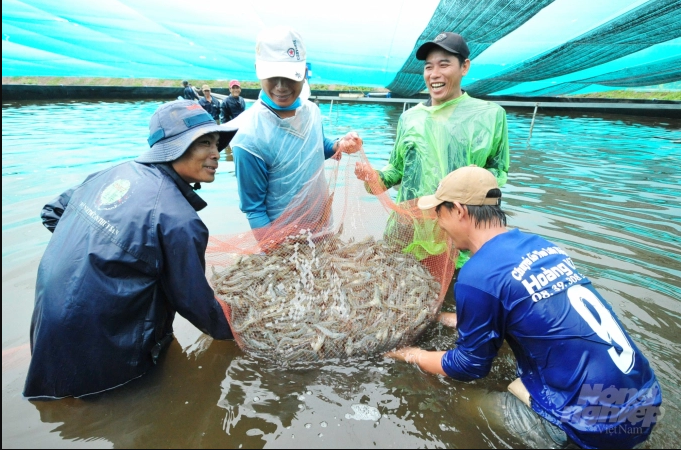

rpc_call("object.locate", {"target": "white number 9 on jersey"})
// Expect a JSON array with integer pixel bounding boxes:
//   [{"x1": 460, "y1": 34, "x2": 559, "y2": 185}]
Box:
[{"x1": 568, "y1": 285, "x2": 635, "y2": 374}]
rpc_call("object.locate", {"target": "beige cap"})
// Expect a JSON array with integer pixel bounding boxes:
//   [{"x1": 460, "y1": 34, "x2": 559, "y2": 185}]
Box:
[
  {"x1": 201, "y1": 84, "x2": 211, "y2": 91},
  {"x1": 417, "y1": 165, "x2": 500, "y2": 210}
]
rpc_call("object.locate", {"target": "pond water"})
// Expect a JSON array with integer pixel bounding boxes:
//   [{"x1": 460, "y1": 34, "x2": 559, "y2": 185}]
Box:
[{"x1": 2, "y1": 99, "x2": 680, "y2": 448}]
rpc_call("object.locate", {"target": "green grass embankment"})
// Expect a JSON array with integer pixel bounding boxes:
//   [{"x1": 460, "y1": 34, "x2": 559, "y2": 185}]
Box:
[
  {"x1": 3, "y1": 77, "x2": 679, "y2": 100},
  {"x1": 571, "y1": 90, "x2": 680, "y2": 101},
  {"x1": 2, "y1": 76, "x2": 382, "y2": 93}
]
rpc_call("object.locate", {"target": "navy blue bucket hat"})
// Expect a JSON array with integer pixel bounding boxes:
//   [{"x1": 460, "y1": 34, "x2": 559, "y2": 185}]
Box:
[{"x1": 137, "y1": 100, "x2": 238, "y2": 163}]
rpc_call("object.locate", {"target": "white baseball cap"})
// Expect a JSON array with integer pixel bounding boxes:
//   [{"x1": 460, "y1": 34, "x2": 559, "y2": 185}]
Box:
[{"x1": 255, "y1": 26, "x2": 307, "y2": 82}]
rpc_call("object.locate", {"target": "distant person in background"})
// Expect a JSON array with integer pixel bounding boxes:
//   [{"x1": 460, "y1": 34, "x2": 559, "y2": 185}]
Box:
[
  {"x1": 300, "y1": 62, "x2": 312, "y2": 100},
  {"x1": 230, "y1": 26, "x2": 362, "y2": 238},
  {"x1": 182, "y1": 80, "x2": 199, "y2": 101},
  {"x1": 221, "y1": 79, "x2": 246, "y2": 124},
  {"x1": 199, "y1": 84, "x2": 221, "y2": 124},
  {"x1": 23, "y1": 100, "x2": 237, "y2": 399},
  {"x1": 354, "y1": 32, "x2": 509, "y2": 271}
]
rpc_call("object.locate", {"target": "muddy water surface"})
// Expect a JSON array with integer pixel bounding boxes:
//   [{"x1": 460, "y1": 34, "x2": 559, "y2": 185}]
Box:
[{"x1": 2, "y1": 100, "x2": 680, "y2": 448}]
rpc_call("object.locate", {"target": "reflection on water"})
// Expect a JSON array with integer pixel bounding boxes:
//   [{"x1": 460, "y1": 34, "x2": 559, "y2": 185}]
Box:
[{"x1": 2, "y1": 100, "x2": 680, "y2": 448}]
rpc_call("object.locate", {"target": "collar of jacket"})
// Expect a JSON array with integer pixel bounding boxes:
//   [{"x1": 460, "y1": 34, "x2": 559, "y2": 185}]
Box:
[
  {"x1": 260, "y1": 99, "x2": 283, "y2": 119},
  {"x1": 423, "y1": 89, "x2": 467, "y2": 107},
  {"x1": 155, "y1": 163, "x2": 208, "y2": 211}
]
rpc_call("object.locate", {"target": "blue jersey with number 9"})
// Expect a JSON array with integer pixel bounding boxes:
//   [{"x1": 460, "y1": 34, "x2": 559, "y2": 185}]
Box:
[{"x1": 444, "y1": 229, "x2": 662, "y2": 449}]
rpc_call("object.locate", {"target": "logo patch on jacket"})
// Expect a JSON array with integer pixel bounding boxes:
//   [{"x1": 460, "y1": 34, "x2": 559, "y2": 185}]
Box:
[{"x1": 96, "y1": 179, "x2": 132, "y2": 210}]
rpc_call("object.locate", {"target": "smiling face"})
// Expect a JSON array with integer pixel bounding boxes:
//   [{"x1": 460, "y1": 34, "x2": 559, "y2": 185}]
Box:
[
  {"x1": 423, "y1": 48, "x2": 470, "y2": 106},
  {"x1": 260, "y1": 76, "x2": 304, "y2": 108},
  {"x1": 171, "y1": 132, "x2": 220, "y2": 184}
]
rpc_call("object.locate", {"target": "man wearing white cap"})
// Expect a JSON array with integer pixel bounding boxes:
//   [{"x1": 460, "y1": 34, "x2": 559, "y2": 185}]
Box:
[
  {"x1": 386, "y1": 166, "x2": 662, "y2": 449},
  {"x1": 229, "y1": 26, "x2": 362, "y2": 237}
]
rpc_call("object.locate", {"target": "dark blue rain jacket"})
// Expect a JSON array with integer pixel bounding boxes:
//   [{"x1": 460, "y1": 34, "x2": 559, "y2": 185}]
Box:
[
  {"x1": 199, "y1": 96, "x2": 221, "y2": 122},
  {"x1": 183, "y1": 85, "x2": 199, "y2": 100},
  {"x1": 23, "y1": 161, "x2": 232, "y2": 399},
  {"x1": 221, "y1": 95, "x2": 246, "y2": 123}
]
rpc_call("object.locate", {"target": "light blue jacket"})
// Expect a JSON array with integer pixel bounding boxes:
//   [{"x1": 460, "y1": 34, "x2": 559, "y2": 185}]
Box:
[{"x1": 231, "y1": 99, "x2": 336, "y2": 230}]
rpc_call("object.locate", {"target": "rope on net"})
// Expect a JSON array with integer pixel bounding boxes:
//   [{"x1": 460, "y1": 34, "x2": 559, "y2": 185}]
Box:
[
  {"x1": 386, "y1": 0, "x2": 557, "y2": 97},
  {"x1": 463, "y1": 0, "x2": 681, "y2": 96}
]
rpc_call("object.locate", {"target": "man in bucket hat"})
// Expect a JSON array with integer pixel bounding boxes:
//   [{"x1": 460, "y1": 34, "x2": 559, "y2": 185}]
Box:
[
  {"x1": 354, "y1": 32, "x2": 509, "y2": 273},
  {"x1": 387, "y1": 166, "x2": 662, "y2": 449},
  {"x1": 24, "y1": 100, "x2": 238, "y2": 399}
]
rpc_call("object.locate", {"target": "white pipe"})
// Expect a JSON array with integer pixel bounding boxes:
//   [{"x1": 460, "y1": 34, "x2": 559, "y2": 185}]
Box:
[{"x1": 528, "y1": 103, "x2": 539, "y2": 144}]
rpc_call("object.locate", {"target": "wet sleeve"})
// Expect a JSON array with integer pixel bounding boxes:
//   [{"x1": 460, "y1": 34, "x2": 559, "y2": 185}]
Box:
[
  {"x1": 211, "y1": 99, "x2": 220, "y2": 120},
  {"x1": 484, "y1": 108, "x2": 509, "y2": 188},
  {"x1": 159, "y1": 218, "x2": 233, "y2": 340},
  {"x1": 440, "y1": 283, "x2": 505, "y2": 381},
  {"x1": 40, "y1": 171, "x2": 102, "y2": 232},
  {"x1": 233, "y1": 145, "x2": 271, "y2": 229},
  {"x1": 41, "y1": 188, "x2": 75, "y2": 233},
  {"x1": 378, "y1": 116, "x2": 406, "y2": 189},
  {"x1": 221, "y1": 100, "x2": 232, "y2": 122}
]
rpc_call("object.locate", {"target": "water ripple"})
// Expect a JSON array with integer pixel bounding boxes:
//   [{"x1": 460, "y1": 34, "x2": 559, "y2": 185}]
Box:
[{"x1": 2, "y1": 100, "x2": 680, "y2": 448}]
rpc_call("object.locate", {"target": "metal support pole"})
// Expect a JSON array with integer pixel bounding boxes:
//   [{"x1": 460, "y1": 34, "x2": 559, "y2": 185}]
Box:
[
  {"x1": 329, "y1": 99, "x2": 334, "y2": 128},
  {"x1": 527, "y1": 103, "x2": 539, "y2": 144},
  {"x1": 403, "y1": 102, "x2": 407, "y2": 113}
]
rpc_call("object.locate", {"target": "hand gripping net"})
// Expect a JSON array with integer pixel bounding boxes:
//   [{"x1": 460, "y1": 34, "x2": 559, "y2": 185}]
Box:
[{"x1": 206, "y1": 149, "x2": 456, "y2": 362}]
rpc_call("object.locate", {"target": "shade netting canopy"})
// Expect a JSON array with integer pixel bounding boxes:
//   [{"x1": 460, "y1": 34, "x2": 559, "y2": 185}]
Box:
[{"x1": 3, "y1": 0, "x2": 680, "y2": 96}]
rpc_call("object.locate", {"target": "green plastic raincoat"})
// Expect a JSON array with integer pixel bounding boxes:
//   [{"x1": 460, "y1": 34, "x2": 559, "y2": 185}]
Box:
[{"x1": 378, "y1": 93, "x2": 509, "y2": 266}]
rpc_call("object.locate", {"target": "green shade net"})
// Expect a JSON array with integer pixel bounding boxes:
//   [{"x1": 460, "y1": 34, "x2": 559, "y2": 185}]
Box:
[
  {"x1": 464, "y1": 0, "x2": 681, "y2": 96},
  {"x1": 3, "y1": 0, "x2": 679, "y2": 95},
  {"x1": 518, "y1": 55, "x2": 681, "y2": 96},
  {"x1": 386, "y1": 0, "x2": 557, "y2": 97}
]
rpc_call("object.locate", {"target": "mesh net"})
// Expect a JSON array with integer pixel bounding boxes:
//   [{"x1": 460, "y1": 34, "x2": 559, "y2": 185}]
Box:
[
  {"x1": 517, "y1": 55, "x2": 681, "y2": 96},
  {"x1": 3, "y1": 1, "x2": 679, "y2": 95},
  {"x1": 206, "y1": 149, "x2": 456, "y2": 362},
  {"x1": 464, "y1": 0, "x2": 681, "y2": 96}
]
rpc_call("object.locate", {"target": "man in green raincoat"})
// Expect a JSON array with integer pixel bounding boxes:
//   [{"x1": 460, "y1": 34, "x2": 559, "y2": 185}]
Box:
[{"x1": 355, "y1": 32, "x2": 509, "y2": 269}]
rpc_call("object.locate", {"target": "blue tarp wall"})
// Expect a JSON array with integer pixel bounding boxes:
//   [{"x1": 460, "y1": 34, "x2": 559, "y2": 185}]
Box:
[{"x1": 2, "y1": 0, "x2": 680, "y2": 96}]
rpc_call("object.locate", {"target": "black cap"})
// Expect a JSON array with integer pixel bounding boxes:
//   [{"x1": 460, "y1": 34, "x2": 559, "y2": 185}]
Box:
[{"x1": 416, "y1": 32, "x2": 470, "y2": 60}]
